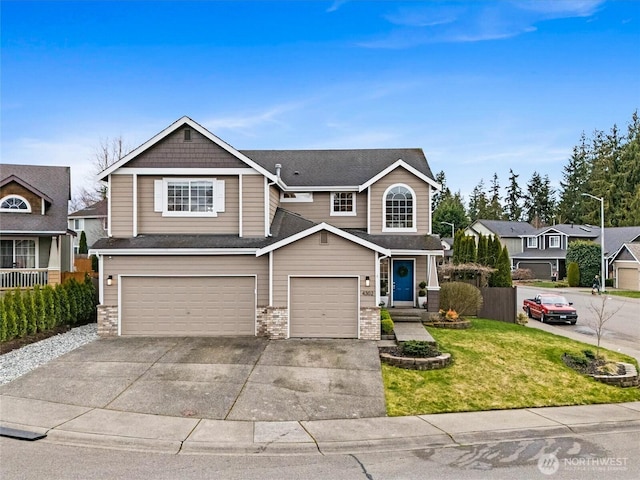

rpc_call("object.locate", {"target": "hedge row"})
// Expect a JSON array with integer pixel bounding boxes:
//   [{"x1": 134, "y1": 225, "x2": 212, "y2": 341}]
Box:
[{"x1": 0, "y1": 277, "x2": 96, "y2": 343}]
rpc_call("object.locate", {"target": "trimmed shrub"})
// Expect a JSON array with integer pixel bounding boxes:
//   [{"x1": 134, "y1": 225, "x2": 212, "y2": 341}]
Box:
[
  {"x1": 3, "y1": 291, "x2": 19, "y2": 340},
  {"x1": 0, "y1": 297, "x2": 6, "y2": 342},
  {"x1": 65, "y1": 280, "x2": 79, "y2": 326},
  {"x1": 13, "y1": 288, "x2": 27, "y2": 338},
  {"x1": 42, "y1": 285, "x2": 56, "y2": 329},
  {"x1": 566, "y1": 240, "x2": 600, "y2": 286},
  {"x1": 567, "y1": 262, "x2": 580, "y2": 287},
  {"x1": 79, "y1": 231, "x2": 88, "y2": 254},
  {"x1": 90, "y1": 254, "x2": 99, "y2": 272},
  {"x1": 55, "y1": 284, "x2": 71, "y2": 326},
  {"x1": 439, "y1": 281, "x2": 483, "y2": 316},
  {"x1": 381, "y1": 318, "x2": 394, "y2": 335},
  {"x1": 401, "y1": 340, "x2": 440, "y2": 358},
  {"x1": 23, "y1": 288, "x2": 37, "y2": 335},
  {"x1": 33, "y1": 285, "x2": 47, "y2": 333},
  {"x1": 380, "y1": 308, "x2": 392, "y2": 321}
]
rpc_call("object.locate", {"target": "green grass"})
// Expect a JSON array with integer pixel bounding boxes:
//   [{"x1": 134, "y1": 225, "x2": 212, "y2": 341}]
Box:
[
  {"x1": 382, "y1": 318, "x2": 640, "y2": 416},
  {"x1": 605, "y1": 290, "x2": 640, "y2": 299}
]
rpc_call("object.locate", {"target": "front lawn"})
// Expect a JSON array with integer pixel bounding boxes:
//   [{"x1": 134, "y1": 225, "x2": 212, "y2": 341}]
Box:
[{"x1": 383, "y1": 319, "x2": 640, "y2": 416}]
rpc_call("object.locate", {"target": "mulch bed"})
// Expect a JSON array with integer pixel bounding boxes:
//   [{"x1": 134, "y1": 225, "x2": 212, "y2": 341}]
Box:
[
  {"x1": 562, "y1": 353, "x2": 625, "y2": 376},
  {"x1": 379, "y1": 345, "x2": 442, "y2": 358}
]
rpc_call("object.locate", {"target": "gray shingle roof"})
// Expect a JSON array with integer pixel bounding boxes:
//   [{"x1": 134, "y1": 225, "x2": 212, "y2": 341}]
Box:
[
  {"x1": 472, "y1": 220, "x2": 537, "y2": 237},
  {"x1": 69, "y1": 199, "x2": 108, "y2": 218},
  {"x1": 598, "y1": 227, "x2": 640, "y2": 257},
  {"x1": 345, "y1": 229, "x2": 443, "y2": 251},
  {"x1": 0, "y1": 164, "x2": 70, "y2": 233},
  {"x1": 241, "y1": 149, "x2": 434, "y2": 187}
]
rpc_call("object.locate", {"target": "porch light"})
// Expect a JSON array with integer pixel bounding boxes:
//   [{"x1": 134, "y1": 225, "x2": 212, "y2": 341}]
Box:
[
  {"x1": 365, "y1": 276, "x2": 370, "y2": 287},
  {"x1": 107, "y1": 275, "x2": 113, "y2": 286}
]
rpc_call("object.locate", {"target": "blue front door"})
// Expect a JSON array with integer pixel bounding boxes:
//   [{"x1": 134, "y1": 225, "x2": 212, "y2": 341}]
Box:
[{"x1": 393, "y1": 260, "x2": 414, "y2": 303}]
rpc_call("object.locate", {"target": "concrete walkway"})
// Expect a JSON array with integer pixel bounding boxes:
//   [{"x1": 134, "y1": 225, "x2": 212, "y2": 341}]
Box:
[
  {"x1": 2, "y1": 395, "x2": 639, "y2": 454},
  {"x1": 393, "y1": 322, "x2": 436, "y2": 344}
]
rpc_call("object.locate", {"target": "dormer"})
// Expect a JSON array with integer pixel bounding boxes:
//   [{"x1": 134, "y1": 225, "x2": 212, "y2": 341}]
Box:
[{"x1": 0, "y1": 174, "x2": 54, "y2": 216}]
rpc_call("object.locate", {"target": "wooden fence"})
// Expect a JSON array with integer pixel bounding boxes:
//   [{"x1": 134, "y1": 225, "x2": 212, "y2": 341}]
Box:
[{"x1": 478, "y1": 287, "x2": 518, "y2": 323}]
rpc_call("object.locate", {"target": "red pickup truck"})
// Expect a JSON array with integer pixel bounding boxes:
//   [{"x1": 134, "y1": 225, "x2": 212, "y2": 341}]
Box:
[{"x1": 523, "y1": 294, "x2": 578, "y2": 324}]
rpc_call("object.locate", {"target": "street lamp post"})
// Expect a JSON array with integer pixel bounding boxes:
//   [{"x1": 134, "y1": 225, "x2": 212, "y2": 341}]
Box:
[
  {"x1": 581, "y1": 193, "x2": 606, "y2": 293},
  {"x1": 440, "y1": 221, "x2": 455, "y2": 238}
]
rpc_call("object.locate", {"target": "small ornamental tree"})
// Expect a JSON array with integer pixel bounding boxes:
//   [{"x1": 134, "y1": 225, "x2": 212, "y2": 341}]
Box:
[
  {"x1": 566, "y1": 240, "x2": 601, "y2": 286},
  {"x1": 567, "y1": 262, "x2": 580, "y2": 287},
  {"x1": 78, "y1": 231, "x2": 88, "y2": 254}
]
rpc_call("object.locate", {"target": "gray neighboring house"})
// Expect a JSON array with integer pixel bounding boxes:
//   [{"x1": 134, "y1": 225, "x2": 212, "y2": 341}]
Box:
[
  {"x1": 467, "y1": 219, "x2": 640, "y2": 283},
  {"x1": 0, "y1": 164, "x2": 74, "y2": 289},
  {"x1": 68, "y1": 199, "x2": 108, "y2": 253},
  {"x1": 90, "y1": 116, "x2": 444, "y2": 339}
]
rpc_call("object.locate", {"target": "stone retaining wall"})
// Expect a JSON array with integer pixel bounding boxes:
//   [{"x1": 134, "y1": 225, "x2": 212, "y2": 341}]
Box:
[
  {"x1": 380, "y1": 352, "x2": 451, "y2": 371},
  {"x1": 591, "y1": 363, "x2": 640, "y2": 388}
]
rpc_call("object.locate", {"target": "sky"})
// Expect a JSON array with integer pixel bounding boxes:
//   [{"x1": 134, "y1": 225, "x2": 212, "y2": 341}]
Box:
[{"x1": 2, "y1": 0, "x2": 639, "y2": 205}]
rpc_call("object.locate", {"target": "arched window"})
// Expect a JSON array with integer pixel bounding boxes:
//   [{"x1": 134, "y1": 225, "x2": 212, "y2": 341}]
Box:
[
  {"x1": 0, "y1": 195, "x2": 31, "y2": 213},
  {"x1": 384, "y1": 184, "x2": 416, "y2": 231}
]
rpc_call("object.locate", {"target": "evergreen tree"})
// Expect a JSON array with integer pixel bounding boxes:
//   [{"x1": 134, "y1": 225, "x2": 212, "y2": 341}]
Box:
[
  {"x1": 452, "y1": 230, "x2": 465, "y2": 264},
  {"x1": 488, "y1": 235, "x2": 501, "y2": 268},
  {"x1": 431, "y1": 170, "x2": 450, "y2": 212},
  {"x1": 23, "y1": 288, "x2": 36, "y2": 335},
  {"x1": 477, "y1": 234, "x2": 488, "y2": 265},
  {"x1": 33, "y1": 285, "x2": 47, "y2": 333},
  {"x1": 13, "y1": 288, "x2": 27, "y2": 338},
  {"x1": 433, "y1": 192, "x2": 468, "y2": 237},
  {"x1": 491, "y1": 245, "x2": 513, "y2": 287},
  {"x1": 558, "y1": 133, "x2": 591, "y2": 224},
  {"x1": 524, "y1": 172, "x2": 556, "y2": 227},
  {"x1": 467, "y1": 180, "x2": 488, "y2": 221},
  {"x1": 485, "y1": 173, "x2": 504, "y2": 220},
  {"x1": 504, "y1": 169, "x2": 523, "y2": 221},
  {"x1": 79, "y1": 231, "x2": 88, "y2": 254},
  {"x1": 3, "y1": 290, "x2": 18, "y2": 340}
]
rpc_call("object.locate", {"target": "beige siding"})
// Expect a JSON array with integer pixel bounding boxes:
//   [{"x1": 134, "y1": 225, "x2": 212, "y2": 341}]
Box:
[
  {"x1": 272, "y1": 232, "x2": 376, "y2": 307},
  {"x1": 269, "y1": 185, "x2": 279, "y2": 224},
  {"x1": 127, "y1": 127, "x2": 248, "y2": 169},
  {"x1": 282, "y1": 192, "x2": 367, "y2": 228},
  {"x1": 137, "y1": 175, "x2": 240, "y2": 234},
  {"x1": 369, "y1": 168, "x2": 431, "y2": 235},
  {"x1": 242, "y1": 175, "x2": 265, "y2": 237},
  {"x1": 110, "y1": 175, "x2": 134, "y2": 237},
  {"x1": 102, "y1": 255, "x2": 268, "y2": 306}
]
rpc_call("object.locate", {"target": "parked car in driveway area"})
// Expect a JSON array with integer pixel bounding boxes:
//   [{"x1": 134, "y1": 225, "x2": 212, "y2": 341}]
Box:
[{"x1": 523, "y1": 293, "x2": 578, "y2": 324}]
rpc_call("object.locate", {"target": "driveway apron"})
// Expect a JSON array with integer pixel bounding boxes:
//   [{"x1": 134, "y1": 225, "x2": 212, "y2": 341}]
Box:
[{"x1": 0, "y1": 337, "x2": 386, "y2": 422}]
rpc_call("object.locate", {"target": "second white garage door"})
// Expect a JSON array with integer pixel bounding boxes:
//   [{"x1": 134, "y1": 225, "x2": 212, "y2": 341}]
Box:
[
  {"x1": 120, "y1": 276, "x2": 255, "y2": 336},
  {"x1": 618, "y1": 267, "x2": 639, "y2": 290},
  {"x1": 289, "y1": 277, "x2": 359, "y2": 338}
]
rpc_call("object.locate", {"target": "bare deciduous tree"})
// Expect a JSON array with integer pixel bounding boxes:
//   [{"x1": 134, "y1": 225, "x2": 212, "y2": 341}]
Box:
[
  {"x1": 71, "y1": 136, "x2": 130, "y2": 211},
  {"x1": 586, "y1": 295, "x2": 624, "y2": 359}
]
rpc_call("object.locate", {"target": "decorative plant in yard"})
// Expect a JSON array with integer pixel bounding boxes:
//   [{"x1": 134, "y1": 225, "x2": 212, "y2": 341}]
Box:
[{"x1": 424, "y1": 306, "x2": 472, "y2": 329}]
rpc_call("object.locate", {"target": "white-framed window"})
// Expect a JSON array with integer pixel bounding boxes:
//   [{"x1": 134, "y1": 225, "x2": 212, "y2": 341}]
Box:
[
  {"x1": 69, "y1": 218, "x2": 84, "y2": 230},
  {"x1": 154, "y1": 178, "x2": 225, "y2": 217},
  {"x1": 331, "y1": 192, "x2": 356, "y2": 216},
  {"x1": 383, "y1": 184, "x2": 416, "y2": 232},
  {"x1": 280, "y1": 192, "x2": 313, "y2": 203},
  {"x1": 0, "y1": 195, "x2": 31, "y2": 213},
  {"x1": 549, "y1": 235, "x2": 560, "y2": 248},
  {"x1": 527, "y1": 237, "x2": 538, "y2": 248},
  {"x1": 0, "y1": 238, "x2": 37, "y2": 268}
]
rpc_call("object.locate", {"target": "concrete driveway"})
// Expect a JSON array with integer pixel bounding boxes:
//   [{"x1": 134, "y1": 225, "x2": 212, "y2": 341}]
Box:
[{"x1": 0, "y1": 337, "x2": 387, "y2": 421}]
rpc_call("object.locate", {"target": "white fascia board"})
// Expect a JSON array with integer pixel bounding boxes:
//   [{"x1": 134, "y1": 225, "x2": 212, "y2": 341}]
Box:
[
  {"x1": 88, "y1": 248, "x2": 258, "y2": 256},
  {"x1": 612, "y1": 243, "x2": 640, "y2": 263},
  {"x1": 113, "y1": 168, "x2": 261, "y2": 176},
  {"x1": 98, "y1": 116, "x2": 278, "y2": 182},
  {"x1": 390, "y1": 249, "x2": 445, "y2": 257},
  {"x1": 282, "y1": 185, "x2": 359, "y2": 192},
  {"x1": 1, "y1": 230, "x2": 67, "y2": 235},
  {"x1": 358, "y1": 159, "x2": 441, "y2": 193},
  {"x1": 256, "y1": 222, "x2": 391, "y2": 257}
]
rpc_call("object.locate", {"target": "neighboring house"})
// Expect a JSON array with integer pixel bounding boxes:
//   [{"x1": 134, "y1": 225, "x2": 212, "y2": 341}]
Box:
[
  {"x1": 611, "y1": 243, "x2": 640, "y2": 290},
  {"x1": 467, "y1": 219, "x2": 640, "y2": 282},
  {"x1": 90, "y1": 116, "x2": 444, "y2": 339},
  {"x1": 68, "y1": 199, "x2": 108, "y2": 253},
  {"x1": 0, "y1": 164, "x2": 74, "y2": 289}
]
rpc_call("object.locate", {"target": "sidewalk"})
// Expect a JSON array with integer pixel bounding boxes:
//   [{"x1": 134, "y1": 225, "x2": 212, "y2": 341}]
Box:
[{"x1": 2, "y1": 395, "x2": 639, "y2": 455}]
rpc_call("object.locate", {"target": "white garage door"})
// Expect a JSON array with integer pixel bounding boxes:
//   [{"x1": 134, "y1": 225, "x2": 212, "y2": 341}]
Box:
[
  {"x1": 121, "y1": 276, "x2": 255, "y2": 336},
  {"x1": 618, "y1": 267, "x2": 639, "y2": 291},
  {"x1": 289, "y1": 277, "x2": 359, "y2": 338}
]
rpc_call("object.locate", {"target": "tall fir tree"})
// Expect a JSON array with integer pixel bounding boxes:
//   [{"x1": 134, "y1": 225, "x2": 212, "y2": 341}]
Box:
[
  {"x1": 504, "y1": 169, "x2": 523, "y2": 221},
  {"x1": 468, "y1": 180, "x2": 488, "y2": 221},
  {"x1": 558, "y1": 132, "x2": 591, "y2": 224},
  {"x1": 485, "y1": 173, "x2": 504, "y2": 220}
]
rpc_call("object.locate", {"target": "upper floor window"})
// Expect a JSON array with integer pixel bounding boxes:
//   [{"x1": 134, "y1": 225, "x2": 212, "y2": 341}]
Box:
[
  {"x1": 0, "y1": 195, "x2": 31, "y2": 213},
  {"x1": 154, "y1": 178, "x2": 224, "y2": 217},
  {"x1": 69, "y1": 218, "x2": 84, "y2": 230},
  {"x1": 527, "y1": 237, "x2": 538, "y2": 248},
  {"x1": 383, "y1": 184, "x2": 416, "y2": 232},
  {"x1": 331, "y1": 192, "x2": 356, "y2": 216},
  {"x1": 549, "y1": 235, "x2": 560, "y2": 248},
  {"x1": 280, "y1": 192, "x2": 313, "y2": 203}
]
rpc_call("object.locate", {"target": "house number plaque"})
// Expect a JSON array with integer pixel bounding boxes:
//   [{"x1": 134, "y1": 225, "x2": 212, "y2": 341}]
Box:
[{"x1": 361, "y1": 290, "x2": 375, "y2": 296}]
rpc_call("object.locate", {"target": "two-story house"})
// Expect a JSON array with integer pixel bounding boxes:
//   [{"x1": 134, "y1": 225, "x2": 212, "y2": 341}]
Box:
[
  {"x1": 0, "y1": 164, "x2": 74, "y2": 289},
  {"x1": 90, "y1": 117, "x2": 443, "y2": 339},
  {"x1": 68, "y1": 199, "x2": 108, "y2": 253}
]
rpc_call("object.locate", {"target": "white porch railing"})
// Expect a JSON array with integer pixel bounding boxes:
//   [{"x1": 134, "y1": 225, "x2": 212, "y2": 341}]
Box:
[{"x1": 0, "y1": 269, "x2": 49, "y2": 290}]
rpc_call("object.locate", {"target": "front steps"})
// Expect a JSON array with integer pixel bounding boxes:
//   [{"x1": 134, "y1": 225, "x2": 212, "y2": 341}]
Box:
[{"x1": 387, "y1": 308, "x2": 436, "y2": 345}]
